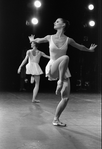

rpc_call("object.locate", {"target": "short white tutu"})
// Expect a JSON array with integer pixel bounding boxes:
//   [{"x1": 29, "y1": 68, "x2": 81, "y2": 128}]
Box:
[
  {"x1": 26, "y1": 62, "x2": 43, "y2": 75},
  {"x1": 45, "y1": 59, "x2": 71, "y2": 81}
]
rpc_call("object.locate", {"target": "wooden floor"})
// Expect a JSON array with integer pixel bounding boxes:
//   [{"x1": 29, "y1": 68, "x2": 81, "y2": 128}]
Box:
[{"x1": 0, "y1": 92, "x2": 101, "y2": 149}]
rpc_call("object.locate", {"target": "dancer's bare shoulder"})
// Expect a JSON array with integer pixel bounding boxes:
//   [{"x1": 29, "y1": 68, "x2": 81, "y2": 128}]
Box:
[{"x1": 44, "y1": 35, "x2": 52, "y2": 42}]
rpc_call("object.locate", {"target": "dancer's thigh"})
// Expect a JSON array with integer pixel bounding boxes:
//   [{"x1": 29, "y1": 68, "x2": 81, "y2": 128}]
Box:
[{"x1": 50, "y1": 55, "x2": 68, "y2": 78}]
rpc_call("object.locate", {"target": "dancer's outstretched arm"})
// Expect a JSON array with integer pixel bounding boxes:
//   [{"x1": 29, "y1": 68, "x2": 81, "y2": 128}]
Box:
[
  {"x1": 17, "y1": 51, "x2": 29, "y2": 74},
  {"x1": 41, "y1": 52, "x2": 50, "y2": 59},
  {"x1": 69, "y1": 38, "x2": 97, "y2": 52},
  {"x1": 28, "y1": 35, "x2": 50, "y2": 43}
]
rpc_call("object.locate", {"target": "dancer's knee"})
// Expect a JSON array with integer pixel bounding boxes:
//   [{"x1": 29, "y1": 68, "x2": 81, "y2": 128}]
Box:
[
  {"x1": 63, "y1": 55, "x2": 69, "y2": 62},
  {"x1": 59, "y1": 55, "x2": 69, "y2": 70},
  {"x1": 62, "y1": 97, "x2": 69, "y2": 103}
]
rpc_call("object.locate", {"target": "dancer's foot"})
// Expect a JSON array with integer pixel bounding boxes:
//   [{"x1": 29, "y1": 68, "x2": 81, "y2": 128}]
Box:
[
  {"x1": 56, "y1": 80, "x2": 63, "y2": 95},
  {"x1": 52, "y1": 119, "x2": 66, "y2": 127},
  {"x1": 32, "y1": 99, "x2": 40, "y2": 103},
  {"x1": 31, "y1": 76, "x2": 34, "y2": 84}
]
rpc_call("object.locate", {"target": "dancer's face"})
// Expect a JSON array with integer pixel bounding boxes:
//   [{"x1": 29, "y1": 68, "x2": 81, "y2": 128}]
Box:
[
  {"x1": 54, "y1": 18, "x2": 65, "y2": 30},
  {"x1": 31, "y1": 42, "x2": 36, "y2": 49}
]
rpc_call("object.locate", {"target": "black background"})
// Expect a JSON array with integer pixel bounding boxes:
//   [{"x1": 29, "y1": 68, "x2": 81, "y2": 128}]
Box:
[{"x1": 0, "y1": 0, "x2": 101, "y2": 93}]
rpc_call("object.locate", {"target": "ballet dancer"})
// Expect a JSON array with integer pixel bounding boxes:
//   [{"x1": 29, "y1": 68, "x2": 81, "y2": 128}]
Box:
[
  {"x1": 18, "y1": 41, "x2": 50, "y2": 103},
  {"x1": 29, "y1": 18, "x2": 97, "y2": 126}
]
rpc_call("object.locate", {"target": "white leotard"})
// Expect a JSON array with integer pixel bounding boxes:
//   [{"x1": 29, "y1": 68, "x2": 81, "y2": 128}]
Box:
[
  {"x1": 28, "y1": 50, "x2": 41, "y2": 63},
  {"x1": 45, "y1": 35, "x2": 71, "y2": 80},
  {"x1": 49, "y1": 35, "x2": 68, "y2": 60}
]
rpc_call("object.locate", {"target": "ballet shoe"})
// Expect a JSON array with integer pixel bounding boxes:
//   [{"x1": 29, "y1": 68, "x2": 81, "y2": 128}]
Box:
[
  {"x1": 56, "y1": 80, "x2": 63, "y2": 95},
  {"x1": 53, "y1": 120, "x2": 66, "y2": 127},
  {"x1": 32, "y1": 99, "x2": 40, "y2": 103}
]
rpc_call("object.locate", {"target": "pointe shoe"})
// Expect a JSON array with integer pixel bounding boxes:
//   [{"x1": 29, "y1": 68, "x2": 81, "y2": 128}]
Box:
[
  {"x1": 56, "y1": 80, "x2": 63, "y2": 95},
  {"x1": 32, "y1": 99, "x2": 40, "y2": 103},
  {"x1": 52, "y1": 120, "x2": 66, "y2": 127}
]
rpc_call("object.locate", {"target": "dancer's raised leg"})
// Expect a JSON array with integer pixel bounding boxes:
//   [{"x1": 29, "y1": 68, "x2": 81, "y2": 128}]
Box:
[{"x1": 50, "y1": 55, "x2": 69, "y2": 94}]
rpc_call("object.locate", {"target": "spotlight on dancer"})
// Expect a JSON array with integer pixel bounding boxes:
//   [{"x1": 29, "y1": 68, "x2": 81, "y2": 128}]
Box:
[
  {"x1": 88, "y1": 20, "x2": 95, "y2": 27},
  {"x1": 88, "y1": 4, "x2": 94, "y2": 10},
  {"x1": 31, "y1": 17, "x2": 39, "y2": 25},
  {"x1": 34, "y1": 0, "x2": 42, "y2": 8}
]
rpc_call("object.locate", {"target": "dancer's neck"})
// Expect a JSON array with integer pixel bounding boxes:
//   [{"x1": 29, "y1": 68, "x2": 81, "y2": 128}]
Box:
[{"x1": 55, "y1": 29, "x2": 64, "y2": 38}]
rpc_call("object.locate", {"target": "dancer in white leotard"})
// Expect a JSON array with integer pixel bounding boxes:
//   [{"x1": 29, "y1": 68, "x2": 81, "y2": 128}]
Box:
[
  {"x1": 18, "y1": 42, "x2": 50, "y2": 103},
  {"x1": 29, "y1": 18, "x2": 97, "y2": 126},
  {"x1": 45, "y1": 35, "x2": 71, "y2": 81}
]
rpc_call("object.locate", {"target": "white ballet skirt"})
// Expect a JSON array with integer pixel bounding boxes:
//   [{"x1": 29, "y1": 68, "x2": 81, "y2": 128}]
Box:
[
  {"x1": 26, "y1": 62, "x2": 43, "y2": 75},
  {"x1": 26, "y1": 50, "x2": 43, "y2": 75},
  {"x1": 45, "y1": 59, "x2": 71, "y2": 81}
]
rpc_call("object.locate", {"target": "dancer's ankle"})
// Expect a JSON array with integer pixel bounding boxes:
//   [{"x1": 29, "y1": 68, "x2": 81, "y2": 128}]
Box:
[{"x1": 53, "y1": 117, "x2": 59, "y2": 121}]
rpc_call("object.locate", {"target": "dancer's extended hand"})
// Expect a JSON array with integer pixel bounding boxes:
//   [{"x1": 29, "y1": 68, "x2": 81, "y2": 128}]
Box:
[
  {"x1": 89, "y1": 44, "x2": 97, "y2": 52},
  {"x1": 28, "y1": 35, "x2": 35, "y2": 43}
]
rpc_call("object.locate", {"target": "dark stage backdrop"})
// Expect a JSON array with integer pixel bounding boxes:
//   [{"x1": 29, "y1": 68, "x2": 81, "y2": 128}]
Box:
[{"x1": 0, "y1": 0, "x2": 101, "y2": 93}]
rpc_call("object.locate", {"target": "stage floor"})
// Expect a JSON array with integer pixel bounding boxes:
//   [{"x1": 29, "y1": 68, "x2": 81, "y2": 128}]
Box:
[{"x1": 0, "y1": 92, "x2": 101, "y2": 149}]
